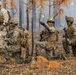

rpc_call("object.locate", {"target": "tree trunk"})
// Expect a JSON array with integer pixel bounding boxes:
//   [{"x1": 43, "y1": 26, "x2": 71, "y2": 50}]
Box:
[
  {"x1": 11, "y1": 0, "x2": 14, "y2": 17},
  {"x1": 26, "y1": 6, "x2": 29, "y2": 30},
  {"x1": 49, "y1": 0, "x2": 51, "y2": 18},
  {"x1": 31, "y1": 0, "x2": 36, "y2": 56},
  {"x1": 3, "y1": 0, "x2": 6, "y2": 8},
  {"x1": 39, "y1": 8, "x2": 42, "y2": 39},
  {"x1": 19, "y1": 0, "x2": 22, "y2": 27},
  {"x1": 31, "y1": 0, "x2": 34, "y2": 56}
]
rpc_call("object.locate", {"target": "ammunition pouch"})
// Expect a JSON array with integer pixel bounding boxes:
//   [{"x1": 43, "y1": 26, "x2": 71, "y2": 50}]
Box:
[{"x1": 21, "y1": 38, "x2": 27, "y2": 47}]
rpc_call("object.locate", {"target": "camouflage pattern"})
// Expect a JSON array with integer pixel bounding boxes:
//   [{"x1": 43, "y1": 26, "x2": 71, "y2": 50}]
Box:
[
  {"x1": 0, "y1": 17, "x2": 32, "y2": 63},
  {"x1": 1, "y1": 18, "x2": 21, "y2": 63},
  {"x1": 21, "y1": 29, "x2": 32, "y2": 62},
  {"x1": 39, "y1": 20, "x2": 58, "y2": 60},
  {"x1": 0, "y1": 10, "x2": 4, "y2": 24},
  {"x1": 0, "y1": 1, "x2": 9, "y2": 31},
  {"x1": 47, "y1": 18, "x2": 55, "y2": 23},
  {"x1": 0, "y1": 9, "x2": 9, "y2": 25},
  {"x1": 66, "y1": 17, "x2": 74, "y2": 22},
  {"x1": 36, "y1": 41, "x2": 47, "y2": 57},
  {"x1": 14, "y1": 25, "x2": 32, "y2": 62},
  {"x1": 0, "y1": 9, "x2": 10, "y2": 31},
  {"x1": 10, "y1": 18, "x2": 19, "y2": 25},
  {"x1": 62, "y1": 38, "x2": 70, "y2": 54},
  {"x1": 63, "y1": 17, "x2": 76, "y2": 56},
  {"x1": 3, "y1": 29, "x2": 21, "y2": 59},
  {"x1": 68, "y1": 25, "x2": 76, "y2": 56},
  {"x1": 0, "y1": 10, "x2": 4, "y2": 31},
  {"x1": 45, "y1": 30, "x2": 58, "y2": 60}
]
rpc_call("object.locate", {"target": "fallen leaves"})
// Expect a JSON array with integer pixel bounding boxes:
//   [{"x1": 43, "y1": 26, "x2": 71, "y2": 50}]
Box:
[
  {"x1": 47, "y1": 61, "x2": 60, "y2": 70},
  {"x1": 37, "y1": 56, "x2": 48, "y2": 66},
  {"x1": 0, "y1": 57, "x2": 76, "y2": 75},
  {"x1": 30, "y1": 56, "x2": 60, "y2": 70},
  {"x1": 0, "y1": 55, "x2": 6, "y2": 63}
]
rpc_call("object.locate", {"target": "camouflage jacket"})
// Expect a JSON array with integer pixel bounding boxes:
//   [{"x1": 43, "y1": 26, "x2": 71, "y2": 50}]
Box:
[
  {"x1": 67, "y1": 24, "x2": 76, "y2": 46},
  {"x1": 0, "y1": 8, "x2": 9, "y2": 24},
  {"x1": 4, "y1": 30, "x2": 20, "y2": 45},
  {"x1": 4, "y1": 30, "x2": 21, "y2": 53},
  {"x1": 40, "y1": 26, "x2": 58, "y2": 42},
  {"x1": 40, "y1": 27, "x2": 58, "y2": 50},
  {"x1": 67, "y1": 24, "x2": 76, "y2": 39}
]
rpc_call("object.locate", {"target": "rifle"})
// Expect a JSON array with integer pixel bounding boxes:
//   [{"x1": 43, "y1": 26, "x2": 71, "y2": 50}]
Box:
[
  {"x1": 63, "y1": 27, "x2": 70, "y2": 54},
  {"x1": 63, "y1": 28, "x2": 69, "y2": 46},
  {"x1": 5, "y1": 23, "x2": 9, "y2": 38}
]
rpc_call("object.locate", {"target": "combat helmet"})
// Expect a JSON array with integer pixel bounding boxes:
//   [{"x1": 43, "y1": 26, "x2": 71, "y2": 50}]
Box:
[
  {"x1": 47, "y1": 18, "x2": 55, "y2": 23},
  {"x1": 66, "y1": 17, "x2": 74, "y2": 22},
  {"x1": 10, "y1": 18, "x2": 19, "y2": 26}
]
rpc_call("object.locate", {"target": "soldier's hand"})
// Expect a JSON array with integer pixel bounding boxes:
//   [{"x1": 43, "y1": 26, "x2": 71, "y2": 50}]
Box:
[
  {"x1": 3, "y1": 22, "x2": 5, "y2": 26},
  {"x1": 67, "y1": 39, "x2": 71, "y2": 45},
  {"x1": 69, "y1": 41, "x2": 71, "y2": 45}
]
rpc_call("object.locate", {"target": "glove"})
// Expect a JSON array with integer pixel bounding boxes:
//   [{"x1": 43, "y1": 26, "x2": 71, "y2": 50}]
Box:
[{"x1": 67, "y1": 39, "x2": 71, "y2": 45}]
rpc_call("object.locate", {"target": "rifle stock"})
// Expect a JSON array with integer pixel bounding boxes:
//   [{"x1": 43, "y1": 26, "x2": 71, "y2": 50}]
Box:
[{"x1": 63, "y1": 28, "x2": 69, "y2": 46}]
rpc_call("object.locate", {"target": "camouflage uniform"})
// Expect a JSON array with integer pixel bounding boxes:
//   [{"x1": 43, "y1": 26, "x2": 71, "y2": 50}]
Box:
[
  {"x1": 21, "y1": 29, "x2": 32, "y2": 62},
  {"x1": 15, "y1": 26, "x2": 32, "y2": 62},
  {"x1": 63, "y1": 17, "x2": 76, "y2": 56},
  {"x1": 0, "y1": 1, "x2": 9, "y2": 31},
  {"x1": 40, "y1": 19, "x2": 58, "y2": 60},
  {"x1": 3, "y1": 18, "x2": 22, "y2": 62},
  {"x1": 0, "y1": 10, "x2": 4, "y2": 30}
]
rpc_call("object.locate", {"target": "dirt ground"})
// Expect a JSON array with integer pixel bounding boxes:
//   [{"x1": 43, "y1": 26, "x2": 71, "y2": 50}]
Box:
[
  {"x1": 0, "y1": 30, "x2": 76, "y2": 75},
  {"x1": 0, "y1": 57, "x2": 76, "y2": 75}
]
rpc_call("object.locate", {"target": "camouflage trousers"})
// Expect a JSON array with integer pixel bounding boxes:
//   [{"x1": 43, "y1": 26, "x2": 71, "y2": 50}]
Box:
[
  {"x1": 72, "y1": 46, "x2": 76, "y2": 57},
  {"x1": 35, "y1": 41, "x2": 55, "y2": 60},
  {"x1": 35, "y1": 41, "x2": 47, "y2": 57},
  {"x1": 2, "y1": 45, "x2": 21, "y2": 60},
  {"x1": 62, "y1": 39, "x2": 70, "y2": 54},
  {"x1": 46, "y1": 48, "x2": 55, "y2": 60},
  {"x1": 5, "y1": 45, "x2": 20, "y2": 53}
]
